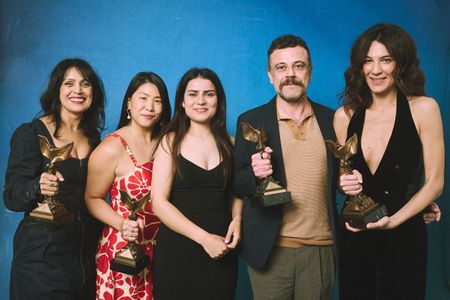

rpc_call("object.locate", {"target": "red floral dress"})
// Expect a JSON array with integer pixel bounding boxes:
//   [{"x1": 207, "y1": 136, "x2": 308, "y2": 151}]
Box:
[{"x1": 96, "y1": 133, "x2": 160, "y2": 300}]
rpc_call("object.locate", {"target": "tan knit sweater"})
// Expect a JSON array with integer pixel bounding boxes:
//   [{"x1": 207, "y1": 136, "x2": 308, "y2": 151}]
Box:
[{"x1": 275, "y1": 113, "x2": 332, "y2": 248}]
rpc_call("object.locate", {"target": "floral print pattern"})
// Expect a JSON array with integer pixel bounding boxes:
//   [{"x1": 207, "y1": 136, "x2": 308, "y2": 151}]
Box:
[{"x1": 96, "y1": 133, "x2": 159, "y2": 300}]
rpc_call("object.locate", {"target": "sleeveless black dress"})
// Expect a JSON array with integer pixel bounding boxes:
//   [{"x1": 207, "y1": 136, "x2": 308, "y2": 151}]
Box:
[
  {"x1": 153, "y1": 155, "x2": 237, "y2": 300},
  {"x1": 339, "y1": 92, "x2": 427, "y2": 300}
]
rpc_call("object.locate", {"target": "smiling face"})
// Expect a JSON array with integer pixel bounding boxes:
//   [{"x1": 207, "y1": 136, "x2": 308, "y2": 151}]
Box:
[
  {"x1": 127, "y1": 82, "x2": 163, "y2": 130},
  {"x1": 363, "y1": 41, "x2": 397, "y2": 96},
  {"x1": 182, "y1": 77, "x2": 218, "y2": 125},
  {"x1": 59, "y1": 67, "x2": 93, "y2": 116},
  {"x1": 267, "y1": 46, "x2": 311, "y2": 103}
]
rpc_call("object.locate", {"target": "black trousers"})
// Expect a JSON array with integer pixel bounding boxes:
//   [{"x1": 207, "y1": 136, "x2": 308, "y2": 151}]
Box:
[
  {"x1": 339, "y1": 217, "x2": 427, "y2": 300},
  {"x1": 10, "y1": 219, "x2": 96, "y2": 300}
]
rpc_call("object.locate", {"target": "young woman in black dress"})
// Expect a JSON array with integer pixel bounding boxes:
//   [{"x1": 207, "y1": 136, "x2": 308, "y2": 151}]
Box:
[{"x1": 151, "y1": 68, "x2": 243, "y2": 300}]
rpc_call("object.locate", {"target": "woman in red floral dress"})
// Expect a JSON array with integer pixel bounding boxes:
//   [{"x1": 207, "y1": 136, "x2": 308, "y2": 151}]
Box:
[{"x1": 85, "y1": 72, "x2": 171, "y2": 300}]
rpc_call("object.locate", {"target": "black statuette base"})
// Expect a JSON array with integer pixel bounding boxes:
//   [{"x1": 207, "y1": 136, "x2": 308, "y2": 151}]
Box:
[
  {"x1": 110, "y1": 255, "x2": 149, "y2": 276},
  {"x1": 342, "y1": 204, "x2": 388, "y2": 229},
  {"x1": 250, "y1": 191, "x2": 291, "y2": 207}
]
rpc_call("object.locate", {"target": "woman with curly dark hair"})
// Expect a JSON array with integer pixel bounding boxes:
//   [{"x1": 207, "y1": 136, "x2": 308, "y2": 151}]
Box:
[
  {"x1": 334, "y1": 24, "x2": 444, "y2": 299},
  {"x1": 4, "y1": 58, "x2": 105, "y2": 299}
]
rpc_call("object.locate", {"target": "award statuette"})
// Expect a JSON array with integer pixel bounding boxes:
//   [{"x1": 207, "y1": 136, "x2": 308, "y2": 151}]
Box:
[
  {"x1": 325, "y1": 133, "x2": 388, "y2": 229},
  {"x1": 110, "y1": 191, "x2": 150, "y2": 275},
  {"x1": 241, "y1": 122, "x2": 291, "y2": 207},
  {"x1": 29, "y1": 135, "x2": 73, "y2": 226}
]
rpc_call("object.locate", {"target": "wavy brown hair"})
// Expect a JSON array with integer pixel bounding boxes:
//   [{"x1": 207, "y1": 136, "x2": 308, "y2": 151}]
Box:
[
  {"x1": 39, "y1": 58, "x2": 105, "y2": 147},
  {"x1": 159, "y1": 68, "x2": 233, "y2": 185},
  {"x1": 341, "y1": 24, "x2": 425, "y2": 114}
]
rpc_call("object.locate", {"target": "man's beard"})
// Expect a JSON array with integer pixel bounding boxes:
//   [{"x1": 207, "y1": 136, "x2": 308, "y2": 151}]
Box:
[{"x1": 278, "y1": 77, "x2": 307, "y2": 103}]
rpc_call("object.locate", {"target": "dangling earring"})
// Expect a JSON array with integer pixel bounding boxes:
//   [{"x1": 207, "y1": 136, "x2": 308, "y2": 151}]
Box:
[{"x1": 127, "y1": 109, "x2": 131, "y2": 120}]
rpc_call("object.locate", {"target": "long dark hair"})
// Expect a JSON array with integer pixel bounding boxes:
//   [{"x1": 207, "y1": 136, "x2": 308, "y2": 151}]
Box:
[
  {"x1": 117, "y1": 72, "x2": 171, "y2": 139},
  {"x1": 341, "y1": 23, "x2": 425, "y2": 114},
  {"x1": 160, "y1": 68, "x2": 233, "y2": 184},
  {"x1": 39, "y1": 58, "x2": 105, "y2": 147}
]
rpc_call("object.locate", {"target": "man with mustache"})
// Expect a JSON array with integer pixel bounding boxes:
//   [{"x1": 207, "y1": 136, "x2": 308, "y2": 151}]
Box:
[{"x1": 233, "y1": 34, "x2": 338, "y2": 299}]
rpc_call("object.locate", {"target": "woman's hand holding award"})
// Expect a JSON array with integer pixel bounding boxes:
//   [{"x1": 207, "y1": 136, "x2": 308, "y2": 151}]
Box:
[
  {"x1": 29, "y1": 135, "x2": 73, "y2": 227},
  {"x1": 325, "y1": 134, "x2": 387, "y2": 229},
  {"x1": 110, "y1": 191, "x2": 150, "y2": 275}
]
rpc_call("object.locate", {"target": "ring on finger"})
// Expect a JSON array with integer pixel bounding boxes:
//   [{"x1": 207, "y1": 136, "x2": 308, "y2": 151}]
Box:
[{"x1": 260, "y1": 152, "x2": 264, "y2": 159}]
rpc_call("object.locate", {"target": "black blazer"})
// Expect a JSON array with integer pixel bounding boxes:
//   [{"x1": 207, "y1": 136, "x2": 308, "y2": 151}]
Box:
[{"x1": 233, "y1": 97, "x2": 338, "y2": 269}]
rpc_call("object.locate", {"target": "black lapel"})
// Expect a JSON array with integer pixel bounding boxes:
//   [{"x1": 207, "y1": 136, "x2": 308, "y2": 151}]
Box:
[{"x1": 311, "y1": 100, "x2": 335, "y2": 141}]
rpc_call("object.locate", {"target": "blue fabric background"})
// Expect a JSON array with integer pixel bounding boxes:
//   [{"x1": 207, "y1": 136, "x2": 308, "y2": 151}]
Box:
[{"x1": 1, "y1": 0, "x2": 449, "y2": 298}]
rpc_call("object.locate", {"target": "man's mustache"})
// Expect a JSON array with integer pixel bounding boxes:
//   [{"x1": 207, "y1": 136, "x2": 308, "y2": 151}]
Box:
[{"x1": 280, "y1": 77, "x2": 305, "y2": 88}]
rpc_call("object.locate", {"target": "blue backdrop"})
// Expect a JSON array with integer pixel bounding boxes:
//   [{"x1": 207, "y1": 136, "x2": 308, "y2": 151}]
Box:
[{"x1": 1, "y1": 0, "x2": 449, "y2": 299}]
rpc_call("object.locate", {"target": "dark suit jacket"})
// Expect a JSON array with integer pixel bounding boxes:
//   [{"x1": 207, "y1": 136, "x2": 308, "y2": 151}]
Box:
[{"x1": 233, "y1": 97, "x2": 338, "y2": 269}]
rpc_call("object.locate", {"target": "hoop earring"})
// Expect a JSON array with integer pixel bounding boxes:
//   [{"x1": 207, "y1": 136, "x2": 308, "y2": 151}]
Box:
[{"x1": 127, "y1": 109, "x2": 131, "y2": 120}]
